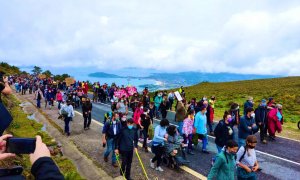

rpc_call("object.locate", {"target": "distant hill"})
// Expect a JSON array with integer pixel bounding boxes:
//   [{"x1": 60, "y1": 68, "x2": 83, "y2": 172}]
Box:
[
  {"x1": 180, "y1": 76, "x2": 300, "y2": 123},
  {"x1": 88, "y1": 72, "x2": 123, "y2": 78}
]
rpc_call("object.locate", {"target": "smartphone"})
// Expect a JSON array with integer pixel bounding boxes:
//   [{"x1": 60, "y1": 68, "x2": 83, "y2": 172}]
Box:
[{"x1": 6, "y1": 138, "x2": 36, "y2": 154}]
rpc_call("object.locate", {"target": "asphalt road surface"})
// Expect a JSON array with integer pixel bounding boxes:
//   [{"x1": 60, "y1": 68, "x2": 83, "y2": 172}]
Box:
[{"x1": 75, "y1": 99, "x2": 300, "y2": 180}]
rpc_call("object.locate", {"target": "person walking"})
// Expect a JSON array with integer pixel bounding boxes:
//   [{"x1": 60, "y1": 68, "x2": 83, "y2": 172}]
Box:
[
  {"x1": 255, "y1": 99, "x2": 268, "y2": 144},
  {"x1": 82, "y1": 98, "x2": 93, "y2": 130},
  {"x1": 236, "y1": 135, "x2": 259, "y2": 180},
  {"x1": 267, "y1": 104, "x2": 283, "y2": 141},
  {"x1": 140, "y1": 108, "x2": 151, "y2": 152},
  {"x1": 207, "y1": 140, "x2": 238, "y2": 180},
  {"x1": 154, "y1": 92, "x2": 163, "y2": 118},
  {"x1": 243, "y1": 97, "x2": 254, "y2": 116},
  {"x1": 115, "y1": 118, "x2": 138, "y2": 180},
  {"x1": 102, "y1": 112, "x2": 122, "y2": 167},
  {"x1": 194, "y1": 106, "x2": 209, "y2": 154},
  {"x1": 182, "y1": 110, "x2": 195, "y2": 155},
  {"x1": 56, "y1": 90, "x2": 63, "y2": 110},
  {"x1": 60, "y1": 100, "x2": 75, "y2": 136},
  {"x1": 238, "y1": 107, "x2": 258, "y2": 148},
  {"x1": 35, "y1": 88, "x2": 43, "y2": 108},
  {"x1": 175, "y1": 100, "x2": 187, "y2": 135}
]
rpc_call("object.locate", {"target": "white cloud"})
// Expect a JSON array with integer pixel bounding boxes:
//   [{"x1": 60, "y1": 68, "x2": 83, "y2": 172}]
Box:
[{"x1": 0, "y1": 0, "x2": 300, "y2": 75}]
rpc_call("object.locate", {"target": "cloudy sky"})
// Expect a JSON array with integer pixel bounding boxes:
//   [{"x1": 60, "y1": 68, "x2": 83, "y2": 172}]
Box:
[{"x1": 1, "y1": 0, "x2": 300, "y2": 75}]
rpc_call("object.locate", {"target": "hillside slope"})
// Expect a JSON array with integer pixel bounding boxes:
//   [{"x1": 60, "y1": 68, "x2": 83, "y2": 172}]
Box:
[{"x1": 183, "y1": 76, "x2": 300, "y2": 123}]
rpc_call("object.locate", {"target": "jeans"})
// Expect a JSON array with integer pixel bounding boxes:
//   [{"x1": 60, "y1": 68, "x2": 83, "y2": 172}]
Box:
[
  {"x1": 154, "y1": 106, "x2": 160, "y2": 118},
  {"x1": 120, "y1": 150, "x2": 134, "y2": 179},
  {"x1": 197, "y1": 134, "x2": 208, "y2": 151},
  {"x1": 207, "y1": 119, "x2": 213, "y2": 133},
  {"x1": 83, "y1": 112, "x2": 91, "y2": 128},
  {"x1": 104, "y1": 138, "x2": 116, "y2": 164},
  {"x1": 259, "y1": 123, "x2": 268, "y2": 141},
  {"x1": 233, "y1": 125, "x2": 239, "y2": 143},
  {"x1": 178, "y1": 121, "x2": 184, "y2": 135},
  {"x1": 58, "y1": 100, "x2": 62, "y2": 110},
  {"x1": 238, "y1": 138, "x2": 246, "y2": 148},
  {"x1": 64, "y1": 117, "x2": 71, "y2": 134},
  {"x1": 216, "y1": 145, "x2": 223, "y2": 153},
  {"x1": 37, "y1": 99, "x2": 41, "y2": 108}
]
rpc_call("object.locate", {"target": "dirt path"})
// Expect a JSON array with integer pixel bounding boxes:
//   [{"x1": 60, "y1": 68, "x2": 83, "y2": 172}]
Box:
[
  {"x1": 15, "y1": 93, "x2": 115, "y2": 180},
  {"x1": 16, "y1": 92, "x2": 199, "y2": 180}
]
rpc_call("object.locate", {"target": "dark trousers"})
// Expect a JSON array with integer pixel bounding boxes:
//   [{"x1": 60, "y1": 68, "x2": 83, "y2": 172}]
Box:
[
  {"x1": 207, "y1": 119, "x2": 213, "y2": 133},
  {"x1": 83, "y1": 113, "x2": 91, "y2": 128},
  {"x1": 120, "y1": 150, "x2": 133, "y2": 180},
  {"x1": 161, "y1": 110, "x2": 167, "y2": 119},
  {"x1": 183, "y1": 134, "x2": 193, "y2": 151},
  {"x1": 169, "y1": 99, "x2": 173, "y2": 110},
  {"x1": 151, "y1": 145, "x2": 164, "y2": 167},
  {"x1": 259, "y1": 123, "x2": 268, "y2": 141},
  {"x1": 37, "y1": 99, "x2": 41, "y2": 108},
  {"x1": 57, "y1": 101, "x2": 62, "y2": 110},
  {"x1": 64, "y1": 117, "x2": 71, "y2": 134},
  {"x1": 142, "y1": 128, "x2": 149, "y2": 148}
]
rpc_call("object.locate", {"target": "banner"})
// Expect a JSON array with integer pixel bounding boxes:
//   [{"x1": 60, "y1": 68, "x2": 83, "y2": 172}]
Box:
[
  {"x1": 114, "y1": 89, "x2": 129, "y2": 98},
  {"x1": 38, "y1": 74, "x2": 46, "y2": 79},
  {"x1": 126, "y1": 86, "x2": 137, "y2": 96},
  {"x1": 174, "y1": 91, "x2": 183, "y2": 101},
  {"x1": 65, "y1": 78, "x2": 75, "y2": 86}
]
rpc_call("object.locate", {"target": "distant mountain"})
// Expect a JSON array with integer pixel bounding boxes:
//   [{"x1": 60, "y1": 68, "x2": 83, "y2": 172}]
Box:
[{"x1": 88, "y1": 72, "x2": 123, "y2": 78}]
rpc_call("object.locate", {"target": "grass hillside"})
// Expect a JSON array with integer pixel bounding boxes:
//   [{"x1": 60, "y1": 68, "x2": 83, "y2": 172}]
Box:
[{"x1": 183, "y1": 76, "x2": 300, "y2": 124}]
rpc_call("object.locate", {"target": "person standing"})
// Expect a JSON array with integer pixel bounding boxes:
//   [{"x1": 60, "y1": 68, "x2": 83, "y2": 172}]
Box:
[
  {"x1": 154, "y1": 92, "x2": 163, "y2": 118},
  {"x1": 102, "y1": 112, "x2": 122, "y2": 167},
  {"x1": 140, "y1": 108, "x2": 151, "y2": 152},
  {"x1": 82, "y1": 98, "x2": 93, "y2": 130},
  {"x1": 168, "y1": 91, "x2": 175, "y2": 111},
  {"x1": 207, "y1": 140, "x2": 238, "y2": 180},
  {"x1": 238, "y1": 107, "x2": 258, "y2": 148},
  {"x1": 160, "y1": 98, "x2": 169, "y2": 119},
  {"x1": 255, "y1": 99, "x2": 268, "y2": 144},
  {"x1": 115, "y1": 118, "x2": 138, "y2": 180},
  {"x1": 56, "y1": 90, "x2": 63, "y2": 110},
  {"x1": 194, "y1": 106, "x2": 209, "y2": 154},
  {"x1": 229, "y1": 103, "x2": 240, "y2": 143},
  {"x1": 236, "y1": 135, "x2": 259, "y2": 180},
  {"x1": 150, "y1": 119, "x2": 169, "y2": 172}
]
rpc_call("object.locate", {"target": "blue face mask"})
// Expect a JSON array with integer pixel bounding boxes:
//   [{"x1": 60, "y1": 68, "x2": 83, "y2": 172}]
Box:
[{"x1": 128, "y1": 125, "x2": 133, "y2": 129}]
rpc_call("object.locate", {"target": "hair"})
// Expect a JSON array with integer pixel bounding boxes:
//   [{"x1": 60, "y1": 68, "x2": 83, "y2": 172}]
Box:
[
  {"x1": 113, "y1": 112, "x2": 119, "y2": 118},
  {"x1": 188, "y1": 109, "x2": 195, "y2": 116},
  {"x1": 127, "y1": 118, "x2": 134, "y2": 124},
  {"x1": 225, "y1": 140, "x2": 238, "y2": 148},
  {"x1": 246, "y1": 135, "x2": 257, "y2": 144},
  {"x1": 160, "y1": 119, "x2": 170, "y2": 127},
  {"x1": 200, "y1": 105, "x2": 206, "y2": 111},
  {"x1": 245, "y1": 107, "x2": 254, "y2": 114},
  {"x1": 167, "y1": 125, "x2": 177, "y2": 136},
  {"x1": 223, "y1": 111, "x2": 230, "y2": 120}
]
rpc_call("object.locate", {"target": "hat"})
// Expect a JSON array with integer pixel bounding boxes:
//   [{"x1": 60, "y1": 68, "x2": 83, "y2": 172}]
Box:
[
  {"x1": 276, "y1": 104, "x2": 282, "y2": 109},
  {"x1": 269, "y1": 97, "x2": 274, "y2": 101},
  {"x1": 261, "y1": 99, "x2": 267, "y2": 103},
  {"x1": 248, "y1": 97, "x2": 253, "y2": 101}
]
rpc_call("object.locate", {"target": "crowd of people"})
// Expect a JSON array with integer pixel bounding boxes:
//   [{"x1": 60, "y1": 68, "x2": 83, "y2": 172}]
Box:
[{"x1": 4, "y1": 72, "x2": 286, "y2": 180}]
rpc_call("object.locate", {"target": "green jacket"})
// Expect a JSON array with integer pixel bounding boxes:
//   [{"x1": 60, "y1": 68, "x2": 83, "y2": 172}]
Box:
[{"x1": 207, "y1": 151, "x2": 235, "y2": 180}]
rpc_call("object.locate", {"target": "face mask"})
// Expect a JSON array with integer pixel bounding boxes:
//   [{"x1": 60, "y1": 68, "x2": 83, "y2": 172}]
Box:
[
  {"x1": 113, "y1": 121, "x2": 116, "y2": 124},
  {"x1": 228, "y1": 117, "x2": 233, "y2": 122},
  {"x1": 128, "y1": 125, "x2": 133, "y2": 129},
  {"x1": 262, "y1": 103, "x2": 266, "y2": 106},
  {"x1": 121, "y1": 100, "x2": 124, "y2": 102},
  {"x1": 205, "y1": 111, "x2": 207, "y2": 114},
  {"x1": 248, "y1": 144, "x2": 256, "y2": 149},
  {"x1": 141, "y1": 106, "x2": 143, "y2": 109},
  {"x1": 235, "y1": 106, "x2": 240, "y2": 110},
  {"x1": 121, "y1": 118, "x2": 126, "y2": 122},
  {"x1": 251, "y1": 113, "x2": 255, "y2": 118}
]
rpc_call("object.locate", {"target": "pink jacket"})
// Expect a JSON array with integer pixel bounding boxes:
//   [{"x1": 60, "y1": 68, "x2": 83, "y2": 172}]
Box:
[
  {"x1": 56, "y1": 93, "x2": 63, "y2": 101},
  {"x1": 182, "y1": 117, "x2": 194, "y2": 135}
]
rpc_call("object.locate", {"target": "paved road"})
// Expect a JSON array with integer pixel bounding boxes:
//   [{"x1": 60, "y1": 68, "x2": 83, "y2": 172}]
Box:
[{"x1": 75, "y1": 100, "x2": 300, "y2": 180}]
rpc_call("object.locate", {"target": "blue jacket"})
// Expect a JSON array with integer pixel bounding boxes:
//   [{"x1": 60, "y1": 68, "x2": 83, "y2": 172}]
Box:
[
  {"x1": 152, "y1": 125, "x2": 167, "y2": 146},
  {"x1": 154, "y1": 96, "x2": 163, "y2": 107},
  {"x1": 194, "y1": 111, "x2": 207, "y2": 135},
  {"x1": 102, "y1": 120, "x2": 122, "y2": 139},
  {"x1": 238, "y1": 115, "x2": 258, "y2": 139}
]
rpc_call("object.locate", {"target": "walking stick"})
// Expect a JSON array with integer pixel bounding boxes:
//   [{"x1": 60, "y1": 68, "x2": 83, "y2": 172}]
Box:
[
  {"x1": 116, "y1": 154, "x2": 126, "y2": 180},
  {"x1": 135, "y1": 149, "x2": 149, "y2": 180}
]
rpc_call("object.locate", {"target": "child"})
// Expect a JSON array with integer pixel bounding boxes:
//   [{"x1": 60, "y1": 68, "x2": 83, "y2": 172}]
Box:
[{"x1": 115, "y1": 118, "x2": 138, "y2": 180}]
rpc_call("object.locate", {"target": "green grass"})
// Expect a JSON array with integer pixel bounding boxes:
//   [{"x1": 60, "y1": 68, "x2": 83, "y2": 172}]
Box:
[
  {"x1": 153, "y1": 76, "x2": 300, "y2": 130},
  {"x1": 1, "y1": 95, "x2": 83, "y2": 179}
]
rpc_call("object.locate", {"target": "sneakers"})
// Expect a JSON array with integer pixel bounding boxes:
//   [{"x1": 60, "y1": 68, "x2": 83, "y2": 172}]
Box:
[
  {"x1": 156, "y1": 166, "x2": 164, "y2": 172},
  {"x1": 202, "y1": 150, "x2": 210, "y2": 154},
  {"x1": 262, "y1": 139, "x2": 267, "y2": 144},
  {"x1": 150, "y1": 159, "x2": 155, "y2": 169},
  {"x1": 104, "y1": 156, "x2": 108, "y2": 162}
]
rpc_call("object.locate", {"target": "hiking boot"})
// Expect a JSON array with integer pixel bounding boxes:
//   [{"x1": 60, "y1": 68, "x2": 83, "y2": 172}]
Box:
[
  {"x1": 144, "y1": 148, "x2": 149, "y2": 153},
  {"x1": 150, "y1": 159, "x2": 155, "y2": 169},
  {"x1": 112, "y1": 163, "x2": 118, "y2": 168},
  {"x1": 262, "y1": 140, "x2": 267, "y2": 144},
  {"x1": 269, "y1": 136, "x2": 276, "y2": 141},
  {"x1": 104, "y1": 156, "x2": 108, "y2": 162},
  {"x1": 156, "y1": 166, "x2": 164, "y2": 172}
]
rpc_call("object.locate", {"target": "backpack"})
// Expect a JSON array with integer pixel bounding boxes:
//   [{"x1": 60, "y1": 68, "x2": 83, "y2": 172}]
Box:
[
  {"x1": 61, "y1": 106, "x2": 69, "y2": 117},
  {"x1": 238, "y1": 146, "x2": 247, "y2": 162}
]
